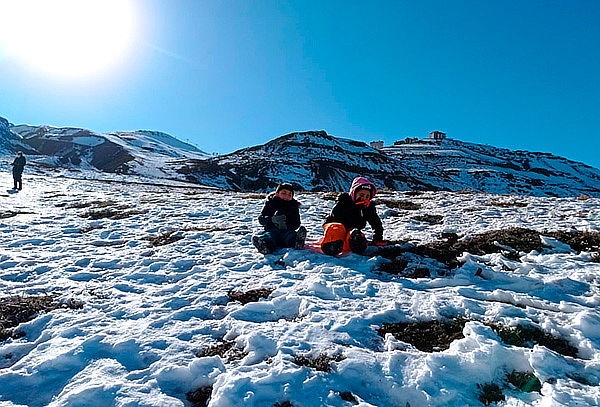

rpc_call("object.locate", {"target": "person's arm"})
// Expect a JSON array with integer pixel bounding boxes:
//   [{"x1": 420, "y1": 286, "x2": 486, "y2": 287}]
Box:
[
  {"x1": 288, "y1": 203, "x2": 301, "y2": 230},
  {"x1": 258, "y1": 200, "x2": 276, "y2": 228},
  {"x1": 366, "y1": 204, "x2": 384, "y2": 242},
  {"x1": 325, "y1": 193, "x2": 352, "y2": 223}
]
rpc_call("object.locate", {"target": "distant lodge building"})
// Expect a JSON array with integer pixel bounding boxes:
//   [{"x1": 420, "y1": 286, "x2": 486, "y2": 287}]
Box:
[
  {"x1": 370, "y1": 131, "x2": 447, "y2": 149},
  {"x1": 429, "y1": 131, "x2": 446, "y2": 140},
  {"x1": 369, "y1": 141, "x2": 384, "y2": 149}
]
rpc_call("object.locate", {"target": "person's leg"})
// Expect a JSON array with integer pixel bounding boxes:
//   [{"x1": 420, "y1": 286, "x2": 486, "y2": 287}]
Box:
[
  {"x1": 17, "y1": 174, "x2": 22, "y2": 190},
  {"x1": 321, "y1": 223, "x2": 347, "y2": 256},
  {"x1": 13, "y1": 174, "x2": 17, "y2": 190},
  {"x1": 348, "y1": 229, "x2": 368, "y2": 254},
  {"x1": 252, "y1": 231, "x2": 276, "y2": 254},
  {"x1": 279, "y1": 229, "x2": 298, "y2": 248},
  {"x1": 294, "y1": 226, "x2": 307, "y2": 249}
]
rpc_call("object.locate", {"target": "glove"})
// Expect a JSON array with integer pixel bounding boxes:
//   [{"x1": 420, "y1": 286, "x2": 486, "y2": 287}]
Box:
[
  {"x1": 271, "y1": 214, "x2": 287, "y2": 230},
  {"x1": 373, "y1": 235, "x2": 386, "y2": 246}
]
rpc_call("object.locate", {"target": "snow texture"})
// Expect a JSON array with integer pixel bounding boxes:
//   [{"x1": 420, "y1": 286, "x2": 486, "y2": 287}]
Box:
[{"x1": 0, "y1": 170, "x2": 599, "y2": 406}]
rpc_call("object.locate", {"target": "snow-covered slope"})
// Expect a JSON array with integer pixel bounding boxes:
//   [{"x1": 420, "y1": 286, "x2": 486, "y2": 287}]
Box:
[
  {"x1": 181, "y1": 133, "x2": 600, "y2": 197},
  {"x1": 0, "y1": 118, "x2": 35, "y2": 155},
  {"x1": 1, "y1": 171, "x2": 600, "y2": 406},
  {"x1": 3, "y1": 114, "x2": 600, "y2": 197},
  {"x1": 6, "y1": 121, "x2": 210, "y2": 180},
  {"x1": 179, "y1": 131, "x2": 435, "y2": 192},
  {"x1": 383, "y1": 138, "x2": 600, "y2": 197}
]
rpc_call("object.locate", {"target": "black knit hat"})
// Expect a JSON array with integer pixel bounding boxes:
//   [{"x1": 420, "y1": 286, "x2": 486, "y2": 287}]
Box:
[{"x1": 276, "y1": 183, "x2": 294, "y2": 195}]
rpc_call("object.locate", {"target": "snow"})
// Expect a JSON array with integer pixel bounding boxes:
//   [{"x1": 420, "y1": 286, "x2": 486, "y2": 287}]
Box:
[{"x1": 0, "y1": 171, "x2": 600, "y2": 406}]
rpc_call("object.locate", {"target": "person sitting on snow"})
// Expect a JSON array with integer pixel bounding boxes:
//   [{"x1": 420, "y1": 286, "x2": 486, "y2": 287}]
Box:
[
  {"x1": 320, "y1": 176, "x2": 384, "y2": 256},
  {"x1": 252, "y1": 183, "x2": 307, "y2": 254}
]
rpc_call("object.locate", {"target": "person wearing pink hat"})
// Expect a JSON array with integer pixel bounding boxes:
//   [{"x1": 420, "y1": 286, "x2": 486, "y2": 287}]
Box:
[{"x1": 320, "y1": 176, "x2": 384, "y2": 256}]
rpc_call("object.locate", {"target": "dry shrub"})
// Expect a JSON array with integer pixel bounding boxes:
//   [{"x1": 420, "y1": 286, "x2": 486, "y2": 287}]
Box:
[
  {"x1": 240, "y1": 193, "x2": 266, "y2": 200},
  {"x1": 321, "y1": 192, "x2": 339, "y2": 201},
  {"x1": 227, "y1": 288, "x2": 273, "y2": 304},
  {"x1": 411, "y1": 214, "x2": 443, "y2": 225},
  {"x1": 0, "y1": 295, "x2": 83, "y2": 341},
  {"x1": 67, "y1": 200, "x2": 116, "y2": 209},
  {"x1": 376, "y1": 198, "x2": 421, "y2": 210},
  {"x1": 79, "y1": 225, "x2": 104, "y2": 234},
  {"x1": 292, "y1": 353, "x2": 345, "y2": 372},
  {"x1": 477, "y1": 383, "x2": 505, "y2": 406},
  {"x1": 490, "y1": 200, "x2": 528, "y2": 208},
  {"x1": 377, "y1": 318, "x2": 467, "y2": 352},
  {"x1": 186, "y1": 386, "x2": 212, "y2": 407},
  {"x1": 488, "y1": 322, "x2": 578, "y2": 358},
  {"x1": 79, "y1": 207, "x2": 146, "y2": 220},
  {"x1": 145, "y1": 230, "x2": 185, "y2": 246},
  {"x1": 195, "y1": 340, "x2": 247, "y2": 362},
  {"x1": 0, "y1": 210, "x2": 35, "y2": 219}
]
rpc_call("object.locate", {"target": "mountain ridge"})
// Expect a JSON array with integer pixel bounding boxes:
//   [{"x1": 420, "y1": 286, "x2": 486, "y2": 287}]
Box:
[{"x1": 2, "y1": 115, "x2": 599, "y2": 197}]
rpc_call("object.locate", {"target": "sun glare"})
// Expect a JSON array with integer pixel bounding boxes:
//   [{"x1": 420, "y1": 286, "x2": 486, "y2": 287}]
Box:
[{"x1": 0, "y1": 0, "x2": 137, "y2": 78}]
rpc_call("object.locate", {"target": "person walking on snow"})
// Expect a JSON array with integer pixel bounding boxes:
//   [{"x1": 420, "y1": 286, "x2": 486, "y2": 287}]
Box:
[
  {"x1": 11, "y1": 151, "x2": 26, "y2": 190},
  {"x1": 320, "y1": 176, "x2": 384, "y2": 256},
  {"x1": 252, "y1": 183, "x2": 307, "y2": 254}
]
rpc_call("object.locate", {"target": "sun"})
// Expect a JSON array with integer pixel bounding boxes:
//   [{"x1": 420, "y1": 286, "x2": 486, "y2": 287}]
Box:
[{"x1": 0, "y1": 0, "x2": 137, "y2": 78}]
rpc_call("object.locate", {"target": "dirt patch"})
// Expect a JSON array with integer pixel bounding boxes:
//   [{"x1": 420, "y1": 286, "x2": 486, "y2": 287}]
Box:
[
  {"x1": 186, "y1": 386, "x2": 212, "y2": 407},
  {"x1": 145, "y1": 230, "x2": 185, "y2": 247},
  {"x1": 411, "y1": 214, "x2": 443, "y2": 225},
  {"x1": 0, "y1": 210, "x2": 35, "y2": 219},
  {"x1": 0, "y1": 295, "x2": 83, "y2": 341},
  {"x1": 488, "y1": 322, "x2": 578, "y2": 358},
  {"x1": 546, "y1": 231, "x2": 600, "y2": 253},
  {"x1": 240, "y1": 193, "x2": 267, "y2": 200},
  {"x1": 376, "y1": 198, "x2": 422, "y2": 210},
  {"x1": 377, "y1": 318, "x2": 467, "y2": 352},
  {"x1": 79, "y1": 207, "x2": 146, "y2": 220},
  {"x1": 228, "y1": 288, "x2": 273, "y2": 305},
  {"x1": 321, "y1": 192, "x2": 339, "y2": 201},
  {"x1": 273, "y1": 402, "x2": 294, "y2": 407},
  {"x1": 489, "y1": 200, "x2": 528, "y2": 208},
  {"x1": 79, "y1": 225, "x2": 104, "y2": 234},
  {"x1": 195, "y1": 340, "x2": 247, "y2": 362},
  {"x1": 66, "y1": 200, "x2": 117, "y2": 209},
  {"x1": 292, "y1": 353, "x2": 345, "y2": 372},
  {"x1": 378, "y1": 259, "x2": 431, "y2": 278}
]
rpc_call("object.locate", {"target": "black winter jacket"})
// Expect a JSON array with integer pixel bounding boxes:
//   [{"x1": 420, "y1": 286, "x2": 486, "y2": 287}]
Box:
[
  {"x1": 258, "y1": 193, "x2": 301, "y2": 231},
  {"x1": 325, "y1": 192, "x2": 383, "y2": 241},
  {"x1": 12, "y1": 156, "x2": 26, "y2": 174}
]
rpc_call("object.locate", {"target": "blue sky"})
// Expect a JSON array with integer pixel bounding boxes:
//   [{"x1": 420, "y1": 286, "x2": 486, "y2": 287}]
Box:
[{"x1": 1, "y1": 1, "x2": 599, "y2": 167}]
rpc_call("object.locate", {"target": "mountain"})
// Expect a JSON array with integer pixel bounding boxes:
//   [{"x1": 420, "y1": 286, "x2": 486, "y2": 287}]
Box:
[
  {"x1": 0, "y1": 117, "x2": 36, "y2": 155},
  {"x1": 4, "y1": 119, "x2": 209, "y2": 179},
  {"x1": 179, "y1": 131, "x2": 600, "y2": 197},
  {"x1": 177, "y1": 131, "x2": 434, "y2": 192},
  {"x1": 2, "y1": 115, "x2": 600, "y2": 197},
  {"x1": 380, "y1": 138, "x2": 600, "y2": 197}
]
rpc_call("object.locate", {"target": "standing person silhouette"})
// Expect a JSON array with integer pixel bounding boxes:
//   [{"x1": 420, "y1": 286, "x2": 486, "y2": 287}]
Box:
[{"x1": 11, "y1": 151, "x2": 26, "y2": 190}]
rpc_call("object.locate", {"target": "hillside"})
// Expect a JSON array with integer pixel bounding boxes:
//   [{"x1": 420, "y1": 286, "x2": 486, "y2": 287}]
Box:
[{"x1": 3, "y1": 115, "x2": 600, "y2": 197}]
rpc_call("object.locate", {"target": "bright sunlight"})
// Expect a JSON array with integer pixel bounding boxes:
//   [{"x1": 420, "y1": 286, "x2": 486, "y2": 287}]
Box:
[{"x1": 0, "y1": 0, "x2": 137, "y2": 78}]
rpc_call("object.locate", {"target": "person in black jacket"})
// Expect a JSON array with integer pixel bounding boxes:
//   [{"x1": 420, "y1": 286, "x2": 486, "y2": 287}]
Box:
[
  {"x1": 11, "y1": 151, "x2": 26, "y2": 190},
  {"x1": 321, "y1": 176, "x2": 384, "y2": 256},
  {"x1": 252, "y1": 183, "x2": 307, "y2": 254}
]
